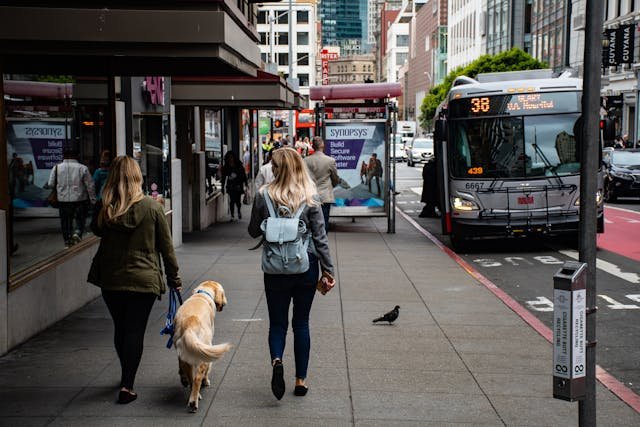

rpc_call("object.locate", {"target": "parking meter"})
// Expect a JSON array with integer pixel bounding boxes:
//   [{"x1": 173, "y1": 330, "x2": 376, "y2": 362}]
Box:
[{"x1": 553, "y1": 261, "x2": 587, "y2": 401}]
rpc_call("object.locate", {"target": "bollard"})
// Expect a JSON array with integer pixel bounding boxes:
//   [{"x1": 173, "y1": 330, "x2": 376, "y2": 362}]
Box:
[{"x1": 553, "y1": 261, "x2": 587, "y2": 401}]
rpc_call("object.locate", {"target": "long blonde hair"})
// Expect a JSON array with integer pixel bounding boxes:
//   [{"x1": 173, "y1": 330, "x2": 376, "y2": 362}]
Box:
[
  {"x1": 99, "y1": 155, "x2": 145, "y2": 226},
  {"x1": 267, "y1": 147, "x2": 319, "y2": 213}
]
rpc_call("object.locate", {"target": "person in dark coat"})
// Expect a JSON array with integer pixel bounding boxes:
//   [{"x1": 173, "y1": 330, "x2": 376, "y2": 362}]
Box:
[
  {"x1": 88, "y1": 155, "x2": 182, "y2": 404},
  {"x1": 220, "y1": 151, "x2": 248, "y2": 220},
  {"x1": 419, "y1": 158, "x2": 439, "y2": 218}
]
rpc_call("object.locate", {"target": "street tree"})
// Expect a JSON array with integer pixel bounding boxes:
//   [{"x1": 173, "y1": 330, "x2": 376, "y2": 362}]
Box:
[{"x1": 419, "y1": 48, "x2": 547, "y2": 130}]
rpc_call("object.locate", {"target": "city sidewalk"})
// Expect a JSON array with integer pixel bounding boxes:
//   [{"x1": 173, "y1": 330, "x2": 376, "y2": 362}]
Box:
[{"x1": 1, "y1": 213, "x2": 639, "y2": 426}]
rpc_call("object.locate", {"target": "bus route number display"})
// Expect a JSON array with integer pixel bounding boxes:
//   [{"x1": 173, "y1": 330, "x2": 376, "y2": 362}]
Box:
[{"x1": 452, "y1": 92, "x2": 578, "y2": 117}]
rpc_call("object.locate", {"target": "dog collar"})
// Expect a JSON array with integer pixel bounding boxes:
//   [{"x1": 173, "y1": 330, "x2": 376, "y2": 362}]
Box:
[{"x1": 196, "y1": 289, "x2": 214, "y2": 302}]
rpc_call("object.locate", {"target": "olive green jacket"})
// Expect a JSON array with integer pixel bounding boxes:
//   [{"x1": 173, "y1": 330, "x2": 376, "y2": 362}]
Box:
[{"x1": 88, "y1": 197, "x2": 181, "y2": 296}]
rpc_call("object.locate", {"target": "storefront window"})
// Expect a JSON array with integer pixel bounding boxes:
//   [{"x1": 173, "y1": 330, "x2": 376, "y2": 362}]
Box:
[
  {"x1": 132, "y1": 114, "x2": 171, "y2": 209},
  {"x1": 204, "y1": 109, "x2": 223, "y2": 199},
  {"x1": 4, "y1": 75, "x2": 110, "y2": 275}
]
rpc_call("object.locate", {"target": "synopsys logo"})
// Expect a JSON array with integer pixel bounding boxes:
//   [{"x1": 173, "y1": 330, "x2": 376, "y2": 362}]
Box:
[{"x1": 327, "y1": 126, "x2": 374, "y2": 140}]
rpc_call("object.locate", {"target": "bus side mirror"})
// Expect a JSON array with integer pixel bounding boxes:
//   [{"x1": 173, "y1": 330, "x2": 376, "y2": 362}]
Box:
[{"x1": 434, "y1": 120, "x2": 447, "y2": 142}]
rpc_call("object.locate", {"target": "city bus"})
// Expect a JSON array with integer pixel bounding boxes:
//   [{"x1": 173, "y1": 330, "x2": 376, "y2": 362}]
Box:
[{"x1": 432, "y1": 70, "x2": 604, "y2": 249}]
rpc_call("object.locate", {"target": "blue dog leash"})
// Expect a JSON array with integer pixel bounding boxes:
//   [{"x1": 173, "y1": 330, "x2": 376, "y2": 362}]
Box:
[{"x1": 160, "y1": 288, "x2": 183, "y2": 349}]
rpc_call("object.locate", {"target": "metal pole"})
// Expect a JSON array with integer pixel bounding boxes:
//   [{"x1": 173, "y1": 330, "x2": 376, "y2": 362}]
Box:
[
  {"x1": 636, "y1": 68, "x2": 640, "y2": 148},
  {"x1": 579, "y1": 1, "x2": 603, "y2": 425},
  {"x1": 288, "y1": 0, "x2": 294, "y2": 140},
  {"x1": 269, "y1": 10, "x2": 274, "y2": 64}
]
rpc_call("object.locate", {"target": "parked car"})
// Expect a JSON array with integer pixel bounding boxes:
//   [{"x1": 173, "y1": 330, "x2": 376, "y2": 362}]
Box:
[
  {"x1": 406, "y1": 137, "x2": 434, "y2": 166},
  {"x1": 603, "y1": 149, "x2": 640, "y2": 202},
  {"x1": 390, "y1": 135, "x2": 406, "y2": 161}
]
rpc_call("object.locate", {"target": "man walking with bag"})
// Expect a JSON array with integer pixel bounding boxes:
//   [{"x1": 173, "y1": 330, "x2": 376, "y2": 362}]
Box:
[
  {"x1": 304, "y1": 136, "x2": 340, "y2": 233},
  {"x1": 48, "y1": 148, "x2": 96, "y2": 247}
]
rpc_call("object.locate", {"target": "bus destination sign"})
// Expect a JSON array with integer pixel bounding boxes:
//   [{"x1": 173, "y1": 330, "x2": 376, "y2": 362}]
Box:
[{"x1": 450, "y1": 92, "x2": 579, "y2": 118}]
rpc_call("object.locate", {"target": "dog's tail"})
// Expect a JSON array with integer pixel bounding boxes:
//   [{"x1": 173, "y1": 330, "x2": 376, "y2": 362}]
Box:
[{"x1": 179, "y1": 330, "x2": 233, "y2": 362}]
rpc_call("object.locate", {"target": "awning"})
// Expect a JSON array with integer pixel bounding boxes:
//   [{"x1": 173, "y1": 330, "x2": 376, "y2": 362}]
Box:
[
  {"x1": 310, "y1": 83, "x2": 402, "y2": 101},
  {"x1": 172, "y1": 71, "x2": 305, "y2": 109},
  {"x1": 0, "y1": 3, "x2": 261, "y2": 76}
]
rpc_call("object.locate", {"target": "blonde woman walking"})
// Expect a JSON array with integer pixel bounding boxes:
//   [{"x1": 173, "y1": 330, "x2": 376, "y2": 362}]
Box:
[
  {"x1": 248, "y1": 147, "x2": 336, "y2": 400},
  {"x1": 88, "y1": 156, "x2": 182, "y2": 404}
]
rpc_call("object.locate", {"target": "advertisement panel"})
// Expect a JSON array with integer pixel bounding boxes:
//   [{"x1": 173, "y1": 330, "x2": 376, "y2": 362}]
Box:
[
  {"x1": 7, "y1": 120, "x2": 69, "y2": 209},
  {"x1": 324, "y1": 120, "x2": 387, "y2": 216}
]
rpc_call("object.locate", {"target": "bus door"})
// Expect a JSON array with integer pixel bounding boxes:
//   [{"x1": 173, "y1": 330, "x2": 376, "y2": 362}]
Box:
[{"x1": 434, "y1": 112, "x2": 452, "y2": 235}]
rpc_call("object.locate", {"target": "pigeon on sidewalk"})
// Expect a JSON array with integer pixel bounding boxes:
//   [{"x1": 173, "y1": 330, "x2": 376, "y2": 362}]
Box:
[{"x1": 372, "y1": 305, "x2": 400, "y2": 324}]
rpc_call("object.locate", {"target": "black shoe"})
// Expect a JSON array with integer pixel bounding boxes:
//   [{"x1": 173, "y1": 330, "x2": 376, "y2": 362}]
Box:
[
  {"x1": 117, "y1": 389, "x2": 137, "y2": 404},
  {"x1": 294, "y1": 385, "x2": 308, "y2": 396},
  {"x1": 271, "y1": 360, "x2": 285, "y2": 400}
]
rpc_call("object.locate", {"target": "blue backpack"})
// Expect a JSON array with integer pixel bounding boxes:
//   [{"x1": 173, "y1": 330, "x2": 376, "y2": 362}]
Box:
[{"x1": 260, "y1": 190, "x2": 310, "y2": 275}]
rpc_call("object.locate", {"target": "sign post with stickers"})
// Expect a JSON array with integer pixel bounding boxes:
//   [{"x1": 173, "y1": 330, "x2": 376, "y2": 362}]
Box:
[{"x1": 553, "y1": 261, "x2": 587, "y2": 401}]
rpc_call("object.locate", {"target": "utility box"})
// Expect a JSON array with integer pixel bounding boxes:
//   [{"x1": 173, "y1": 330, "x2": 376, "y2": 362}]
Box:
[{"x1": 553, "y1": 261, "x2": 587, "y2": 401}]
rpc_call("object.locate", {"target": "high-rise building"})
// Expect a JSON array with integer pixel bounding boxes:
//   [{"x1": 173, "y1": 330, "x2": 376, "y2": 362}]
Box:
[{"x1": 319, "y1": 0, "x2": 367, "y2": 54}]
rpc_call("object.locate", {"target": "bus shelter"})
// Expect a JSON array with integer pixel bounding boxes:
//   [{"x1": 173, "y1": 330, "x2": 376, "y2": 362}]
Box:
[{"x1": 309, "y1": 83, "x2": 402, "y2": 233}]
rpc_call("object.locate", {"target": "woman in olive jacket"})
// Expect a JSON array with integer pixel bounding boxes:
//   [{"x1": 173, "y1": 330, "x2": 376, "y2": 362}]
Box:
[{"x1": 88, "y1": 156, "x2": 182, "y2": 404}]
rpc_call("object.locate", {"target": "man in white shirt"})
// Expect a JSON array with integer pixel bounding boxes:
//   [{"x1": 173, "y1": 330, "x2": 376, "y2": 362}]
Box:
[{"x1": 48, "y1": 149, "x2": 96, "y2": 247}]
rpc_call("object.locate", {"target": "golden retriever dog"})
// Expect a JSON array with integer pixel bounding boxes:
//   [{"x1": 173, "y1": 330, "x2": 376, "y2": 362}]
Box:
[{"x1": 174, "y1": 281, "x2": 232, "y2": 412}]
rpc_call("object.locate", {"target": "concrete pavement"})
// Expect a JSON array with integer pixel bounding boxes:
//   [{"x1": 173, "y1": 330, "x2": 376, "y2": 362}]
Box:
[{"x1": 1, "y1": 211, "x2": 639, "y2": 426}]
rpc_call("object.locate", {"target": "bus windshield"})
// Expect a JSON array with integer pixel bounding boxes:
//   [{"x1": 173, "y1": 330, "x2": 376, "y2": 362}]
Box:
[{"x1": 449, "y1": 113, "x2": 581, "y2": 178}]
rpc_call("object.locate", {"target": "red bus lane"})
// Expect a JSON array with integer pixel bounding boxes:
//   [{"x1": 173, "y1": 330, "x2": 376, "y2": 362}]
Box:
[{"x1": 598, "y1": 206, "x2": 640, "y2": 262}]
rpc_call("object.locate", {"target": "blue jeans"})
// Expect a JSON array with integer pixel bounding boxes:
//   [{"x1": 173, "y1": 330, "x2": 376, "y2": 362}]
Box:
[
  {"x1": 321, "y1": 203, "x2": 331, "y2": 233},
  {"x1": 264, "y1": 253, "x2": 319, "y2": 379}
]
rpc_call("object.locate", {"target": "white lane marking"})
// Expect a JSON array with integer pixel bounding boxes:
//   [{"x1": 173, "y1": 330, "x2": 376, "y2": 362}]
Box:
[
  {"x1": 232, "y1": 318, "x2": 264, "y2": 322},
  {"x1": 533, "y1": 255, "x2": 564, "y2": 265},
  {"x1": 604, "y1": 218, "x2": 614, "y2": 224},
  {"x1": 527, "y1": 296, "x2": 554, "y2": 312},
  {"x1": 598, "y1": 295, "x2": 640, "y2": 310},
  {"x1": 504, "y1": 257, "x2": 534, "y2": 266},
  {"x1": 606, "y1": 205, "x2": 640, "y2": 215},
  {"x1": 411, "y1": 187, "x2": 422, "y2": 195},
  {"x1": 627, "y1": 295, "x2": 640, "y2": 303},
  {"x1": 404, "y1": 210, "x2": 416, "y2": 213},
  {"x1": 397, "y1": 201, "x2": 408, "y2": 204},
  {"x1": 560, "y1": 250, "x2": 640, "y2": 284},
  {"x1": 618, "y1": 217, "x2": 640, "y2": 223}
]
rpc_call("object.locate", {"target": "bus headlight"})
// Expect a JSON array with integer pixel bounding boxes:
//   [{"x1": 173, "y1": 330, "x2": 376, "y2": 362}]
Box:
[
  {"x1": 574, "y1": 191, "x2": 603, "y2": 206},
  {"x1": 451, "y1": 196, "x2": 479, "y2": 211}
]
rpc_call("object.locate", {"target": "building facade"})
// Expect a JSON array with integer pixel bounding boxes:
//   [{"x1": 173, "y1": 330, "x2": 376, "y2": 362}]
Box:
[
  {"x1": 328, "y1": 54, "x2": 376, "y2": 84},
  {"x1": 403, "y1": 0, "x2": 448, "y2": 129},
  {"x1": 447, "y1": 0, "x2": 484, "y2": 72},
  {"x1": 530, "y1": 0, "x2": 566, "y2": 71},
  {"x1": 486, "y1": 0, "x2": 532, "y2": 55},
  {"x1": 386, "y1": 8, "x2": 412, "y2": 83},
  {"x1": 599, "y1": 0, "x2": 640, "y2": 144},
  {"x1": 256, "y1": 1, "x2": 318, "y2": 100},
  {"x1": 378, "y1": 3, "x2": 402, "y2": 81}
]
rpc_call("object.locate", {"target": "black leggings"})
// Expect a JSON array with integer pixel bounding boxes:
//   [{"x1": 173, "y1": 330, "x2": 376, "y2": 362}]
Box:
[
  {"x1": 102, "y1": 290, "x2": 156, "y2": 389},
  {"x1": 228, "y1": 191, "x2": 242, "y2": 217}
]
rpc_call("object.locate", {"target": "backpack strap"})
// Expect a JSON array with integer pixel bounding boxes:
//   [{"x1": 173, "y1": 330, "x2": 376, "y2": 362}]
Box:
[
  {"x1": 293, "y1": 202, "x2": 306, "y2": 220},
  {"x1": 262, "y1": 189, "x2": 278, "y2": 218}
]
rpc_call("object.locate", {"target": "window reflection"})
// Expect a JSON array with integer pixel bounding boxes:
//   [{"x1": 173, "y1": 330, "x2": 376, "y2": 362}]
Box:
[{"x1": 4, "y1": 75, "x2": 109, "y2": 274}]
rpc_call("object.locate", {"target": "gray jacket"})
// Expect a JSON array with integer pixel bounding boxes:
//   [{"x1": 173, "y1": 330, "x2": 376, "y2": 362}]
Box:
[
  {"x1": 304, "y1": 151, "x2": 340, "y2": 203},
  {"x1": 248, "y1": 192, "x2": 334, "y2": 276}
]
